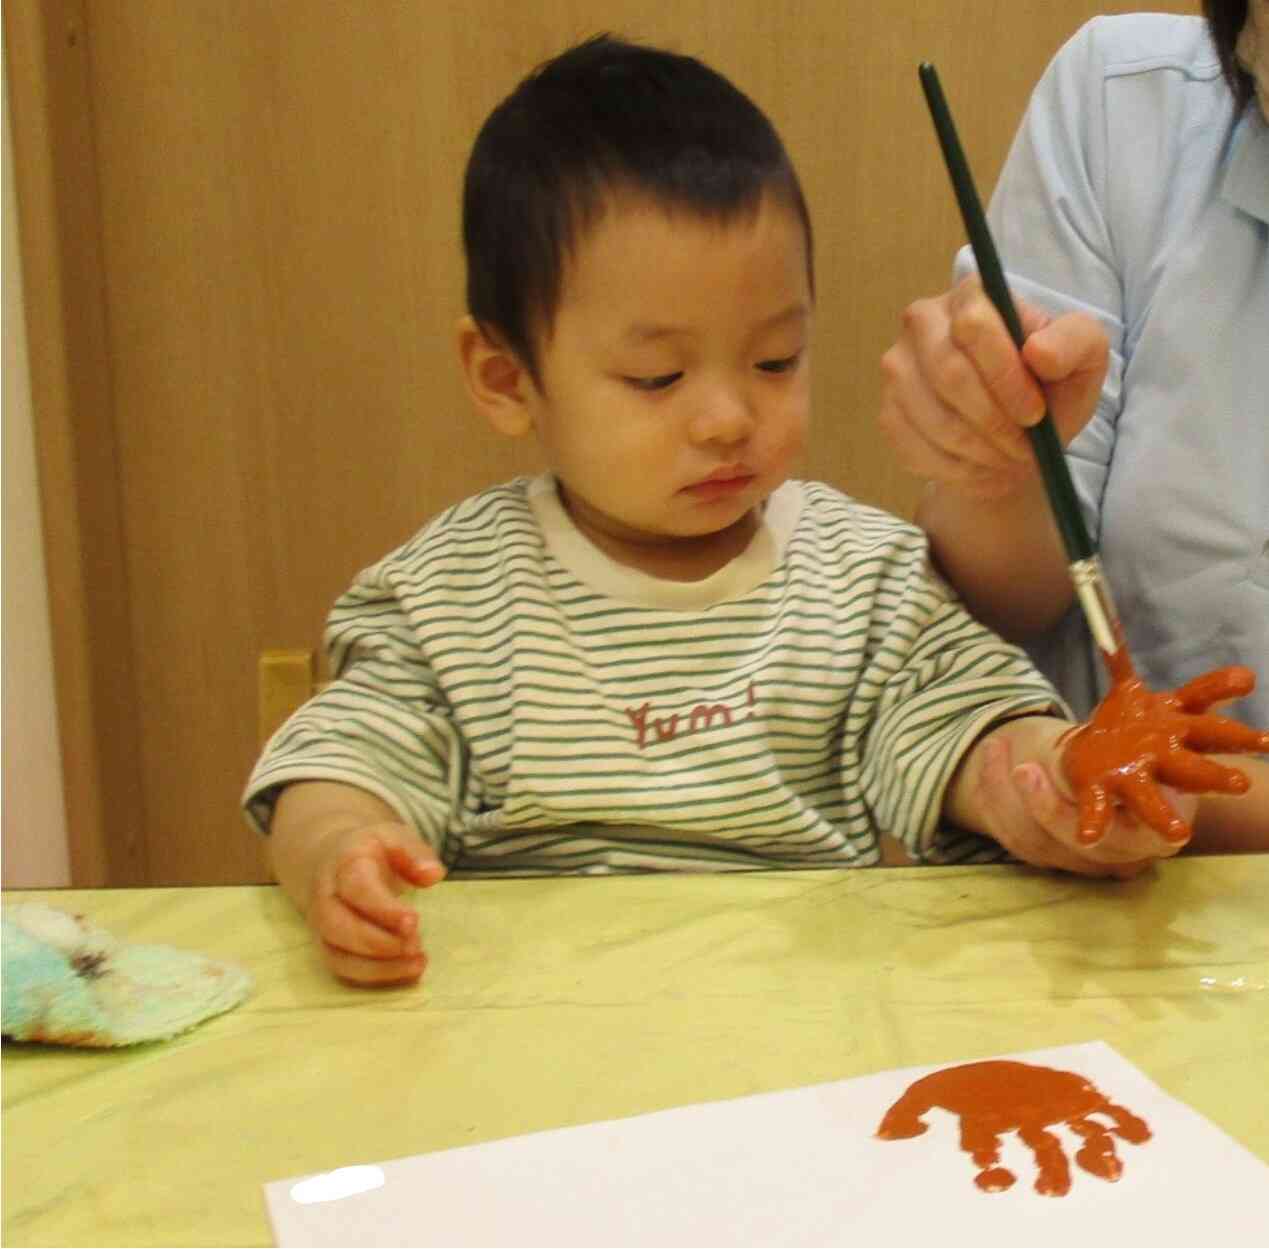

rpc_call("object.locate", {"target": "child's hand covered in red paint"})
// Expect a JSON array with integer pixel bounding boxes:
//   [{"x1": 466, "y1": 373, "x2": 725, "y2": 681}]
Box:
[{"x1": 1062, "y1": 665, "x2": 1269, "y2": 845}]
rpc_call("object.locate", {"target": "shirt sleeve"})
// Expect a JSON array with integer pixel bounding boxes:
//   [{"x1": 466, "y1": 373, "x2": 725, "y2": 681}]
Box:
[
  {"x1": 241, "y1": 568, "x2": 469, "y2": 862},
  {"x1": 953, "y1": 17, "x2": 1124, "y2": 544},
  {"x1": 853, "y1": 552, "x2": 1068, "y2": 863}
]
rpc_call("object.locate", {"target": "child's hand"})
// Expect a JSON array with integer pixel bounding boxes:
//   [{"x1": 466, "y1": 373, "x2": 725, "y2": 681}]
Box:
[
  {"x1": 954, "y1": 718, "x2": 1194, "y2": 878},
  {"x1": 309, "y1": 824, "x2": 446, "y2": 986},
  {"x1": 1061, "y1": 665, "x2": 1269, "y2": 845}
]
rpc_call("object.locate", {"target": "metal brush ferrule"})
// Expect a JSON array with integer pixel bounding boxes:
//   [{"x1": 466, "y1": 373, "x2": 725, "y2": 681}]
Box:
[{"x1": 1070, "y1": 556, "x2": 1122, "y2": 657}]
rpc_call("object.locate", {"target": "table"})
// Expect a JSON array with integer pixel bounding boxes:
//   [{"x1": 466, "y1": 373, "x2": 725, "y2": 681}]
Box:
[{"x1": 4, "y1": 856, "x2": 1268, "y2": 1246}]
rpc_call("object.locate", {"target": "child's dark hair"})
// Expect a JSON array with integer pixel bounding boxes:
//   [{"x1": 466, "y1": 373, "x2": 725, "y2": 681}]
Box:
[{"x1": 462, "y1": 34, "x2": 814, "y2": 385}]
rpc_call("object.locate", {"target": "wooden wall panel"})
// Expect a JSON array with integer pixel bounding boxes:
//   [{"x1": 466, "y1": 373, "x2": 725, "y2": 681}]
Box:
[
  {"x1": 10, "y1": 0, "x2": 1197, "y2": 883},
  {"x1": 4, "y1": 0, "x2": 150, "y2": 884}
]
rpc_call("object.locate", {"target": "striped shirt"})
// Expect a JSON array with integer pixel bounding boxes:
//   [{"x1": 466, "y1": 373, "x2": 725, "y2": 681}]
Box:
[{"x1": 243, "y1": 476, "x2": 1063, "y2": 873}]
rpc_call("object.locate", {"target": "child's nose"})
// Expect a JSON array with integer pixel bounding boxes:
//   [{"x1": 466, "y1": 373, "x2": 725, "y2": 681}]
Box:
[{"x1": 688, "y1": 386, "x2": 756, "y2": 445}]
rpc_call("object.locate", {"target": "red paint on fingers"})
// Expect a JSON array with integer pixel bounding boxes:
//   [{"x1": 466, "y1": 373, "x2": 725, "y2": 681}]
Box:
[{"x1": 1062, "y1": 646, "x2": 1269, "y2": 846}]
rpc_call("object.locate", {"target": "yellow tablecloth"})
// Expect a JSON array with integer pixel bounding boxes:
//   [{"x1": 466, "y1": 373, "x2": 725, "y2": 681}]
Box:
[{"x1": 4, "y1": 857, "x2": 1268, "y2": 1247}]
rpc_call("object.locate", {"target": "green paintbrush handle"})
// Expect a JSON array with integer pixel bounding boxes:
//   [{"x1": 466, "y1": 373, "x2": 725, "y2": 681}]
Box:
[{"x1": 918, "y1": 61, "x2": 1095, "y2": 565}]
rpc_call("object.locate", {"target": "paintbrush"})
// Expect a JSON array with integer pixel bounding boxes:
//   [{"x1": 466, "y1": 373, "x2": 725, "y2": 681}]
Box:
[{"x1": 917, "y1": 61, "x2": 1123, "y2": 661}]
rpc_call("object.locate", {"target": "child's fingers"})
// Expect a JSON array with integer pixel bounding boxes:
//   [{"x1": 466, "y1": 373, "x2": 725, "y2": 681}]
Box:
[
  {"x1": 1111, "y1": 772, "x2": 1191, "y2": 845},
  {"x1": 385, "y1": 843, "x2": 447, "y2": 888},
  {"x1": 1172, "y1": 665, "x2": 1256, "y2": 712},
  {"x1": 322, "y1": 942, "x2": 427, "y2": 987},
  {"x1": 334, "y1": 847, "x2": 423, "y2": 936},
  {"x1": 1074, "y1": 781, "x2": 1112, "y2": 846},
  {"x1": 1179, "y1": 713, "x2": 1269, "y2": 757},
  {"x1": 312, "y1": 890, "x2": 420, "y2": 960},
  {"x1": 1157, "y1": 751, "x2": 1250, "y2": 795},
  {"x1": 304, "y1": 828, "x2": 439, "y2": 985}
]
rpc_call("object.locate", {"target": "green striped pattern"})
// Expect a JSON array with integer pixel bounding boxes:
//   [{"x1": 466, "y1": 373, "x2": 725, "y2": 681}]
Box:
[{"x1": 244, "y1": 479, "x2": 1060, "y2": 874}]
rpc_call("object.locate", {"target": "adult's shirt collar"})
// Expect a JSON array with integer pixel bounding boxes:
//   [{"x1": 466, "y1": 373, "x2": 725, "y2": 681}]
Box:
[{"x1": 1223, "y1": 106, "x2": 1269, "y2": 224}]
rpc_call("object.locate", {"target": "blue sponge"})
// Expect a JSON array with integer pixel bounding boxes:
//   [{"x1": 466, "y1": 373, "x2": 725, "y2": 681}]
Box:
[{"x1": 2, "y1": 902, "x2": 252, "y2": 1046}]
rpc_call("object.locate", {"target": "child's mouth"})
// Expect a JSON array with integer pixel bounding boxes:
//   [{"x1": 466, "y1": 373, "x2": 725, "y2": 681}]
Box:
[
  {"x1": 683, "y1": 470, "x2": 755, "y2": 501},
  {"x1": 684, "y1": 477, "x2": 753, "y2": 501}
]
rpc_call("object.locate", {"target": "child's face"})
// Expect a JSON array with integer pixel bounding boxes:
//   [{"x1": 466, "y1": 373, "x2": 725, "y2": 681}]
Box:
[{"x1": 524, "y1": 191, "x2": 811, "y2": 577}]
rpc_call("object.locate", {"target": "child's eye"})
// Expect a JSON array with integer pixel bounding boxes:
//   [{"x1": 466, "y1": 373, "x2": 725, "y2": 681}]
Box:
[
  {"x1": 623, "y1": 372, "x2": 683, "y2": 392},
  {"x1": 757, "y1": 353, "x2": 802, "y2": 375}
]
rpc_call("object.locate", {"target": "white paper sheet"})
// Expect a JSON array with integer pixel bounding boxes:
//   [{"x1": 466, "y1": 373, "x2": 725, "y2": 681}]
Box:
[{"x1": 264, "y1": 1041, "x2": 1269, "y2": 1247}]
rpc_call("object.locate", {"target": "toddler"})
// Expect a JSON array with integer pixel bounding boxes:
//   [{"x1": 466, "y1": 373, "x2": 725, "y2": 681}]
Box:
[{"x1": 245, "y1": 36, "x2": 1195, "y2": 985}]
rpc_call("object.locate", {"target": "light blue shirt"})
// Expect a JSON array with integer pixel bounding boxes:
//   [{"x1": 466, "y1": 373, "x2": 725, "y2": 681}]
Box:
[{"x1": 956, "y1": 14, "x2": 1269, "y2": 727}]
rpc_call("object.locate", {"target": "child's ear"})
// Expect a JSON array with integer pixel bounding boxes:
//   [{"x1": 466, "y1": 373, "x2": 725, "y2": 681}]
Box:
[{"x1": 455, "y1": 315, "x2": 535, "y2": 437}]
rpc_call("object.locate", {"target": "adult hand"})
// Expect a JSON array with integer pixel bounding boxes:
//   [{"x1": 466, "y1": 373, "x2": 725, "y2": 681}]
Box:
[
  {"x1": 879, "y1": 274, "x2": 1109, "y2": 500},
  {"x1": 309, "y1": 824, "x2": 446, "y2": 986},
  {"x1": 963, "y1": 725, "x2": 1192, "y2": 879}
]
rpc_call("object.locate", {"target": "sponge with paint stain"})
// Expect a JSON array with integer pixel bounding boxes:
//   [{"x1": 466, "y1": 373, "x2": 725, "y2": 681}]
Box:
[{"x1": 2, "y1": 902, "x2": 251, "y2": 1047}]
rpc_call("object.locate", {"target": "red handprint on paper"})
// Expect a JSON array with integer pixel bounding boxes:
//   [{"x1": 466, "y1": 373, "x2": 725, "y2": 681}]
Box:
[
  {"x1": 1062, "y1": 659, "x2": 1269, "y2": 845},
  {"x1": 877, "y1": 1060, "x2": 1151, "y2": 1196}
]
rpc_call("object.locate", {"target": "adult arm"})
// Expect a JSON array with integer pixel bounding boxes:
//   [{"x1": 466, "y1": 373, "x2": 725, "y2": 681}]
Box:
[
  {"x1": 880, "y1": 20, "x2": 1126, "y2": 640},
  {"x1": 1191, "y1": 757, "x2": 1269, "y2": 852},
  {"x1": 883, "y1": 282, "x2": 1108, "y2": 638}
]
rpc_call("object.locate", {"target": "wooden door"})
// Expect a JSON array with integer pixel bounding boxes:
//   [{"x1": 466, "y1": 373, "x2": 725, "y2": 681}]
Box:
[{"x1": 7, "y1": 0, "x2": 1198, "y2": 885}]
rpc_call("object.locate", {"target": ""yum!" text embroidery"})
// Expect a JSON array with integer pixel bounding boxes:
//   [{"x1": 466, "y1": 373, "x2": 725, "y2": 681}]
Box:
[{"x1": 625, "y1": 683, "x2": 757, "y2": 749}]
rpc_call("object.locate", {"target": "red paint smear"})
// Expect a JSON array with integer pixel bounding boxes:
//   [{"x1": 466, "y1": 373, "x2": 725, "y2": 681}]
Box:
[{"x1": 877, "y1": 1060, "x2": 1151, "y2": 1196}]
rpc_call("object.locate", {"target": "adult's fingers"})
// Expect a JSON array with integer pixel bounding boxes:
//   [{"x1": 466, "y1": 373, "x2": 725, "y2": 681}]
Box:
[
  {"x1": 946, "y1": 277, "x2": 1047, "y2": 444},
  {"x1": 1018, "y1": 310, "x2": 1110, "y2": 446},
  {"x1": 897, "y1": 293, "x2": 1033, "y2": 470},
  {"x1": 879, "y1": 386, "x2": 1016, "y2": 497},
  {"x1": 1009, "y1": 763, "x2": 1165, "y2": 877},
  {"x1": 879, "y1": 334, "x2": 1004, "y2": 480},
  {"x1": 976, "y1": 741, "x2": 1121, "y2": 877}
]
